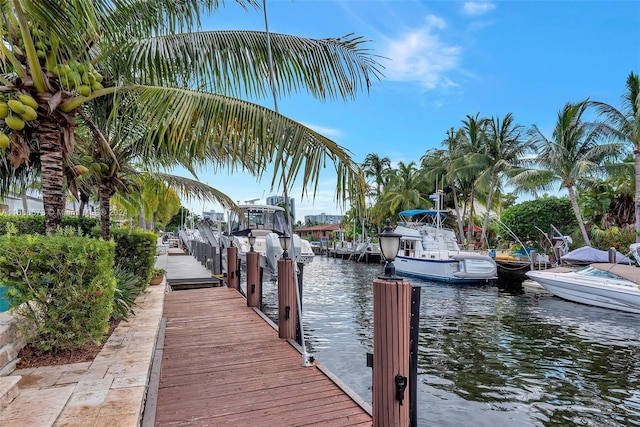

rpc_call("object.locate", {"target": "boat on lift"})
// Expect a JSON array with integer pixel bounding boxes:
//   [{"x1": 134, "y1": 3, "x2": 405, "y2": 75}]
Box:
[
  {"x1": 393, "y1": 191, "x2": 497, "y2": 283},
  {"x1": 224, "y1": 204, "x2": 314, "y2": 278},
  {"x1": 525, "y1": 244, "x2": 640, "y2": 314}
]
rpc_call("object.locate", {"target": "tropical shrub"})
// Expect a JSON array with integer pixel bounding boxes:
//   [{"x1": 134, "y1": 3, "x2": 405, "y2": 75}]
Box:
[
  {"x1": 0, "y1": 227, "x2": 116, "y2": 352},
  {"x1": 590, "y1": 226, "x2": 636, "y2": 252},
  {"x1": 110, "y1": 228, "x2": 157, "y2": 288},
  {"x1": 111, "y1": 265, "x2": 141, "y2": 321},
  {"x1": 0, "y1": 214, "x2": 99, "y2": 235},
  {"x1": 500, "y1": 197, "x2": 578, "y2": 240}
]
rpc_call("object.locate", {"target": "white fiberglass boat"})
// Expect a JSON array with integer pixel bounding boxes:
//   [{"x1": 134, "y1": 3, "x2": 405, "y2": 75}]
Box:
[
  {"x1": 393, "y1": 193, "x2": 497, "y2": 283},
  {"x1": 526, "y1": 263, "x2": 640, "y2": 314},
  {"x1": 225, "y1": 204, "x2": 314, "y2": 277}
]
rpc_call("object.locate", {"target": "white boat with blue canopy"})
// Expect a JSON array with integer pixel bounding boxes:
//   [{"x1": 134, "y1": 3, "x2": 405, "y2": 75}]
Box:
[{"x1": 393, "y1": 197, "x2": 497, "y2": 283}]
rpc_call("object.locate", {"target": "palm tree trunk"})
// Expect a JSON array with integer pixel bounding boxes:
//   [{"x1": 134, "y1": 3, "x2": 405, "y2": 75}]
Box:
[
  {"x1": 99, "y1": 181, "x2": 115, "y2": 240},
  {"x1": 635, "y1": 147, "x2": 640, "y2": 242},
  {"x1": 21, "y1": 192, "x2": 28, "y2": 214},
  {"x1": 567, "y1": 185, "x2": 591, "y2": 246},
  {"x1": 466, "y1": 185, "x2": 476, "y2": 246},
  {"x1": 451, "y1": 185, "x2": 465, "y2": 242},
  {"x1": 39, "y1": 119, "x2": 65, "y2": 233},
  {"x1": 480, "y1": 174, "x2": 499, "y2": 245}
]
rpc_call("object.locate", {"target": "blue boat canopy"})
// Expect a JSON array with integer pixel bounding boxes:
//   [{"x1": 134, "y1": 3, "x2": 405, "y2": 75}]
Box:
[{"x1": 399, "y1": 209, "x2": 447, "y2": 218}]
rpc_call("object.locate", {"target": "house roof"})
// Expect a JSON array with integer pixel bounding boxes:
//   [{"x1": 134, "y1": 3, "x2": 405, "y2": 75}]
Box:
[{"x1": 295, "y1": 224, "x2": 341, "y2": 232}]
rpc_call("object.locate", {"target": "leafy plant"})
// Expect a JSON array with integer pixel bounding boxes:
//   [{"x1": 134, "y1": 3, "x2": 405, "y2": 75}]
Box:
[
  {"x1": 112, "y1": 265, "x2": 141, "y2": 321},
  {"x1": 0, "y1": 232, "x2": 116, "y2": 353}
]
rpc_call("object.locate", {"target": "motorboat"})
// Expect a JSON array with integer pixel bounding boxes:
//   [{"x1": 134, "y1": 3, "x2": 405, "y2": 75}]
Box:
[
  {"x1": 526, "y1": 263, "x2": 640, "y2": 314},
  {"x1": 393, "y1": 192, "x2": 497, "y2": 283},
  {"x1": 224, "y1": 204, "x2": 314, "y2": 277}
]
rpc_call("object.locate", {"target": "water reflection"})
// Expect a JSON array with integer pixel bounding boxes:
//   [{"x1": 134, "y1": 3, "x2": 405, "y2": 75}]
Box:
[{"x1": 252, "y1": 257, "x2": 640, "y2": 427}]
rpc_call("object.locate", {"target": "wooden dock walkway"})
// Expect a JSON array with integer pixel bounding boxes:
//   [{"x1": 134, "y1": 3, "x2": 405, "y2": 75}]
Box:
[{"x1": 152, "y1": 287, "x2": 372, "y2": 426}]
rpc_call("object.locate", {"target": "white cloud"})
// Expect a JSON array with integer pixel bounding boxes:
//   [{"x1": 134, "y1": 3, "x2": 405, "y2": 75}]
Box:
[
  {"x1": 462, "y1": 2, "x2": 496, "y2": 17},
  {"x1": 300, "y1": 122, "x2": 344, "y2": 139},
  {"x1": 380, "y1": 15, "x2": 462, "y2": 89}
]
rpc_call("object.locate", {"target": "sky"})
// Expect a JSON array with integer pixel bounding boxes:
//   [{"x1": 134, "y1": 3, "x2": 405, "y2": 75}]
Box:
[{"x1": 181, "y1": 0, "x2": 640, "y2": 222}]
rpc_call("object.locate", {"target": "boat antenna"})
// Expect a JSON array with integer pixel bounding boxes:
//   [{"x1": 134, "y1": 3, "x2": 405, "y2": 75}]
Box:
[{"x1": 262, "y1": 0, "x2": 313, "y2": 367}]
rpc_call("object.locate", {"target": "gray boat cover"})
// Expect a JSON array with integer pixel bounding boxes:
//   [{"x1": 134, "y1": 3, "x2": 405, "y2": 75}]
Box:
[{"x1": 560, "y1": 246, "x2": 631, "y2": 265}]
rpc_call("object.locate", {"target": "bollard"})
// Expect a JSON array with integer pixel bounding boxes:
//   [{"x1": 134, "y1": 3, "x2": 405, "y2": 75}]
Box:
[
  {"x1": 277, "y1": 258, "x2": 297, "y2": 340},
  {"x1": 530, "y1": 250, "x2": 537, "y2": 271},
  {"x1": 296, "y1": 263, "x2": 304, "y2": 346},
  {"x1": 373, "y1": 277, "x2": 411, "y2": 427},
  {"x1": 608, "y1": 247, "x2": 616, "y2": 263},
  {"x1": 227, "y1": 246, "x2": 238, "y2": 290},
  {"x1": 246, "y1": 251, "x2": 261, "y2": 307}
]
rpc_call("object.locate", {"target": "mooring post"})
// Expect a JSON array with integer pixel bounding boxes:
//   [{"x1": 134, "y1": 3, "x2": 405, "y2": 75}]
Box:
[
  {"x1": 277, "y1": 258, "x2": 297, "y2": 339},
  {"x1": 296, "y1": 263, "x2": 304, "y2": 346},
  {"x1": 227, "y1": 246, "x2": 238, "y2": 290},
  {"x1": 608, "y1": 247, "x2": 616, "y2": 263},
  {"x1": 246, "y1": 251, "x2": 261, "y2": 307},
  {"x1": 409, "y1": 285, "x2": 421, "y2": 427},
  {"x1": 373, "y1": 277, "x2": 412, "y2": 427}
]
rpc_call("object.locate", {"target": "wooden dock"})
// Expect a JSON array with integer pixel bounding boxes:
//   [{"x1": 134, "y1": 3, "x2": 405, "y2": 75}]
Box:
[{"x1": 152, "y1": 287, "x2": 372, "y2": 426}]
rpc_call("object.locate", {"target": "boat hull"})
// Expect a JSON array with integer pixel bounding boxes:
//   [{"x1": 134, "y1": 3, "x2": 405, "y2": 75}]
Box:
[
  {"x1": 526, "y1": 270, "x2": 640, "y2": 314},
  {"x1": 396, "y1": 255, "x2": 496, "y2": 284}
]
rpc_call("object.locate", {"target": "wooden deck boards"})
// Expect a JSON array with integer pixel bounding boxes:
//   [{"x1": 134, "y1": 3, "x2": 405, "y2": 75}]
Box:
[{"x1": 155, "y1": 287, "x2": 372, "y2": 426}]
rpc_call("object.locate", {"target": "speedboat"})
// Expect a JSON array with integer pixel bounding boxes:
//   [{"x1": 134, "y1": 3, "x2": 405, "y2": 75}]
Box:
[
  {"x1": 225, "y1": 204, "x2": 314, "y2": 277},
  {"x1": 393, "y1": 192, "x2": 497, "y2": 283},
  {"x1": 526, "y1": 263, "x2": 640, "y2": 314}
]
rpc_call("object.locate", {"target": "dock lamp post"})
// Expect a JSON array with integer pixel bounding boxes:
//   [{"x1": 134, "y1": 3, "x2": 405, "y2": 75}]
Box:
[
  {"x1": 279, "y1": 234, "x2": 291, "y2": 259},
  {"x1": 248, "y1": 232, "x2": 256, "y2": 252},
  {"x1": 378, "y1": 219, "x2": 401, "y2": 279}
]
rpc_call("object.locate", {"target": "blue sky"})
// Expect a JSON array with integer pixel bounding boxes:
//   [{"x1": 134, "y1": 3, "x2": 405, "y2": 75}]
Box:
[{"x1": 182, "y1": 0, "x2": 640, "y2": 222}]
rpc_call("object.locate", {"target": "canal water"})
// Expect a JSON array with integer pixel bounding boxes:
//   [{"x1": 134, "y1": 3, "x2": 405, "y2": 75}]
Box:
[{"x1": 254, "y1": 256, "x2": 640, "y2": 427}]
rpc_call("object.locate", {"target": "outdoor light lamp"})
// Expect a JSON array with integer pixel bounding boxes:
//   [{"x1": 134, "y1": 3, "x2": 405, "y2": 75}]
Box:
[
  {"x1": 378, "y1": 219, "x2": 401, "y2": 279},
  {"x1": 248, "y1": 232, "x2": 256, "y2": 252},
  {"x1": 279, "y1": 234, "x2": 291, "y2": 259}
]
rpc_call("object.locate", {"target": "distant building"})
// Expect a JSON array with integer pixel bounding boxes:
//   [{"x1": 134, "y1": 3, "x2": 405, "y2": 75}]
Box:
[
  {"x1": 266, "y1": 195, "x2": 295, "y2": 221},
  {"x1": 0, "y1": 192, "x2": 97, "y2": 216},
  {"x1": 304, "y1": 213, "x2": 343, "y2": 225},
  {"x1": 202, "y1": 210, "x2": 225, "y2": 221},
  {"x1": 295, "y1": 223, "x2": 341, "y2": 241}
]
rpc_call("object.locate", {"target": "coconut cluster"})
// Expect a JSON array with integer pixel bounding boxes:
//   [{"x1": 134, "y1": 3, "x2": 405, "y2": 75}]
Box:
[{"x1": 0, "y1": 93, "x2": 39, "y2": 148}]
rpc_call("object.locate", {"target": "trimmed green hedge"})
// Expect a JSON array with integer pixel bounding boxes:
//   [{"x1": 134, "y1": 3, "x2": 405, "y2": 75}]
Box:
[
  {"x1": 0, "y1": 231, "x2": 116, "y2": 352},
  {"x1": 0, "y1": 214, "x2": 99, "y2": 235},
  {"x1": 110, "y1": 228, "x2": 157, "y2": 288}
]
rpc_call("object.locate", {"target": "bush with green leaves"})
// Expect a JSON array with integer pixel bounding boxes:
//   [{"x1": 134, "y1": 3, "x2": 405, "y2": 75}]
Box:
[
  {"x1": 110, "y1": 228, "x2": 157, "y2": 288},
  {"x1": 0, "y1": 226, "x2": 116, "y2": 352},
  {"x1": 500, "y1": 197, "x2": 578, "y2": 241},
  {"x1": 0, "y1": 214, "x2": 99, "y2": 235}
]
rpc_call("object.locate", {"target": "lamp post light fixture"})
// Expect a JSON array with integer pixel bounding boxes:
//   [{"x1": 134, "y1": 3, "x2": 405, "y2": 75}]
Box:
[
  {"x1": 279, "y1": 234, "x2": 291, "y2": 259},
  {"x1": 248, "y1": 232, "x2": 256, "y2": 252},
  {"x1": 378, "y1": 219, "x2": 401, "y2": 280}
]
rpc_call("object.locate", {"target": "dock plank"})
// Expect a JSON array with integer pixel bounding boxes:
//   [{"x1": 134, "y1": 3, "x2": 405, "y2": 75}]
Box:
[{"x1": 155, "y1": 287, "x2": 372, "y2": 426}]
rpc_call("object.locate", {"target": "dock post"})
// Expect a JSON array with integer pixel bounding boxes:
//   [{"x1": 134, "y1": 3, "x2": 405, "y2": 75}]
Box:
[
  {"x1": 373, "y1": 277, "x2": 411, "y2": 427},
  {"x1": 608, "y1": 247, "x2": 616, "y2": 263},
  {"x1": 530, "y1": 250, "x2": 537, "y2": 271},
  {"x1": 277, "y1": 258, "x2": 297, "y2": 340},
  {"x1": 246, "y1": 251, "x2": 261, "y2": 307},
  {"x1": 227, "y1": 246, "x2": 238, "y2": 290},
  {"x1": 296, "y1": 263, "x2": 304, "y2": 346}
]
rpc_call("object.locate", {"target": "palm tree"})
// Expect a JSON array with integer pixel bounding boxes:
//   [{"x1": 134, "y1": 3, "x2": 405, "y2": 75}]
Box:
[
  {"x1": 378, "y1": 161, "x2": 428, "y2": 215},
  {"x1": 421, "y1": 127, "x2": 468, "y2": 241},
  {"x1": 512, "y1": 100, "x2": 623, "y2": 246},
  {"x1": 452, "y1": 113, "x2": 488, "y2": 245},
  {"x1": 0, "y1": 0, "x2": 382, "y2": 234},
  {"x1": 591, "y1": 72, "x2": 640, "y2": 241},
  {"x1": 475, "y1": 113, "x2": 532, "y2": 245},
  {"x1": 362, "y1": 153, "x2": 391, "y2": 197}
]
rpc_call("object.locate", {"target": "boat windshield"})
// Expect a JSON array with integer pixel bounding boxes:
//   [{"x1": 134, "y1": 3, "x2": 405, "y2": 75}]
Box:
[
  {"x1": 229, "y1": 207, "x2": 289, "y2": 236},
  {"x1": 576, "y1": 265, "x2": 626, "y2": 281}
]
